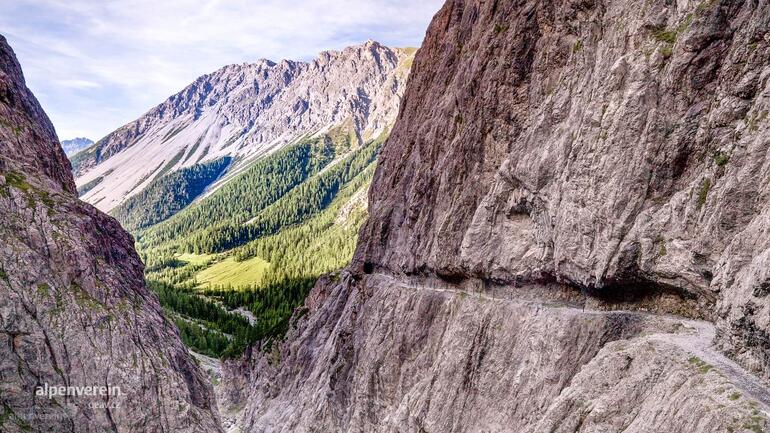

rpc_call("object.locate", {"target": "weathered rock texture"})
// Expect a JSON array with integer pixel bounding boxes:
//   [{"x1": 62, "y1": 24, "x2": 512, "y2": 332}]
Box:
[
  {"x1": 355, "y1": 0, "x2": 770, "y2": 380},
  {"x1": 74, "y1": 42, "x2": 413, "y2": 212},
  {"x1": 239, "y1": 274, "x2": 766, "y2": 432},
  {"x1": 0, "y1": 35, "x2": 222, "y2": 432},
  {"x1": 235, "y1": 0, "x2": 770, "y2": 431}
]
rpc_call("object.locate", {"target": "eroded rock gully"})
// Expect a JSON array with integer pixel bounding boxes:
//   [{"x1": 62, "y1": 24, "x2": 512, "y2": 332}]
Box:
[{"x1": 233, "y1": 0, "x2": 770, "y2": 431}]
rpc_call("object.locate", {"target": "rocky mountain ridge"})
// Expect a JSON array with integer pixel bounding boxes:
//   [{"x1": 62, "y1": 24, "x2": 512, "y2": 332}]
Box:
[
  {"x1": 73, "y1": 41, "x2": 413, "y2": 212},
  {"x1": 230, "y1": 0, "x2": 770, "y2": 431},
  {"x1": 0, "y1": 35, "x2": 221, "y2": 432},
  {"x1": 60, "y1": 137, "x2": 93, "y2": 156}
]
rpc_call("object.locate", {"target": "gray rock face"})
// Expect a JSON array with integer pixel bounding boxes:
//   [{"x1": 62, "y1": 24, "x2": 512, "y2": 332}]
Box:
[
  {"x1": 237, "y1": 274, "x2": 767, "y2": 432},
  {"x1": 234, "y1": 0, "x2": 770, "y2": 431},
  {"x1": 74, "y1": 41, "x2": 413, "y2": 212},
  {"x1": 0, "y1": 35, "x2": 221, "y2": 432},
  {"x1": 354, "y1": 0, "x2": 770, "y2": 380}
]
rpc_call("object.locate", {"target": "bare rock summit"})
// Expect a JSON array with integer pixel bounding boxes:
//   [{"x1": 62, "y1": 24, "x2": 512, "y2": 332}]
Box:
[{"x1": 73, "y1": 41, "x2": 414, "y2": 212}]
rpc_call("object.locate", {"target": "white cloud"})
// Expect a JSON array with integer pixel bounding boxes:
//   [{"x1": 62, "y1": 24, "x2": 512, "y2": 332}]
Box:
[
  {"x1": 1, "y1": 0, "x2": 443, "y2": 140},
  {"x1": 56, "y1": 79, "x2": 101, "y2": 89}
]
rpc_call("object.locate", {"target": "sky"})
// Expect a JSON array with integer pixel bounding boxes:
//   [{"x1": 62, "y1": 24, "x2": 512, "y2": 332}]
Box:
[{"x1": 1, "y1": 0, "x2": 443, "y2": 141}]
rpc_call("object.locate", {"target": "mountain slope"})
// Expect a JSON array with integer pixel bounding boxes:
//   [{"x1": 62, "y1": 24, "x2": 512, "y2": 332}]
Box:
[
  {"x1": 60, "y1": 137, "x2": 93, "y2": 156},
  {"x1": 0, "y1": 35, "x2": 221, "y2": 432},
  {"x1": 97, "y1": 42, "x2": 404, "y2": 363},
  {"x1": 232, "y1": 0, "x2": 770, "y2": 431},
  {"x1": 354, "y1": 0, "x2": 770, "y2": 378},
  {"x1": 138, "y1": 127, "x2": 383, "y2": 358},
  {"x1": 111, "y1": 156, "x2": 231, "y2": 231},
  {"x1": 74, "y1": 41, "x2": 413, "y2": 212}
]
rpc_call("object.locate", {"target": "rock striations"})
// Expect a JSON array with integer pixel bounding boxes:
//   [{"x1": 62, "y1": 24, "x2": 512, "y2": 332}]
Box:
[
  {"x1": 0, "y1": 35, "x2": 221, "y2": 432},
  {"x1": 73, "y1": 41, "x2": 414, "y2": 212},
  {"x1": 355, "y1": 0, "x2": 770, "y2": 383},
  {"x1": 234, "y1": 0, "x2": 770, "y2": 432}
]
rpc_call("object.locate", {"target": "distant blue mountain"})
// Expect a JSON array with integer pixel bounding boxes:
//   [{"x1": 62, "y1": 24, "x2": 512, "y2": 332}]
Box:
[{"x1": 61, "y1": 137, "x2": 93, "y2": 156}]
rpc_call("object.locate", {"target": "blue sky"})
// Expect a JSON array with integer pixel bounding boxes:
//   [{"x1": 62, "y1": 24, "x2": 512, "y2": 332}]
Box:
[{"x1": 1, "y1": 0, "x2": 443, "y2": 141}]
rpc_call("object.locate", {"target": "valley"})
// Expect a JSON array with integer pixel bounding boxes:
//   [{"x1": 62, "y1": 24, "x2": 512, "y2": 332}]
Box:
[
  {"x1": 133, "y1": 128, "x2": 384, "y2": 358},
  {"x1": 64, "y1": 43, "x2": 410, "y2": 361},
  {"x1": 4, "y1": 0, "x2": 770, "y2": 431}
]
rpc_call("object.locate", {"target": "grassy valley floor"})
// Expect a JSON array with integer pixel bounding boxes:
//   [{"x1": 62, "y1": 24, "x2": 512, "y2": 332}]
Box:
[{"x1": 125, "y1": 127, "x2": 383, "y2": 358}]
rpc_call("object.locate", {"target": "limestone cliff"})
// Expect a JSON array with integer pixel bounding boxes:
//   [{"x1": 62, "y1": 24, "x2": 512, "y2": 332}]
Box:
[
  {"x1": 0, "y1": 35, "x2": 221, "y2": 432},
  {"x1": 355, "y1": 0, "x2": 770, "y2": 382},
  {"x1": 235, "y1": 0, "x2": 770, "y2": 432}
]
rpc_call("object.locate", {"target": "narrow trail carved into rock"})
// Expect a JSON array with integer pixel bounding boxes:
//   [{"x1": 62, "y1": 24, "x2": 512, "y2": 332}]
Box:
[
  {"x1": 370, "y1": 273, "x2": 770, "y2": 414},
  {"x1": 649, "y1": 319, "x2": 770, "y2": 414}
]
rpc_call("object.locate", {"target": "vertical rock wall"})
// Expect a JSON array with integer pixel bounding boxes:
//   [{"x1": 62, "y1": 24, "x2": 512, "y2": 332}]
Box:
[
  {"x1": 0, "y1": 35, "x2": 222, "y2": 433},
  {"x1": 355, "y1": 0, "x2": 770, "y2": 379}
]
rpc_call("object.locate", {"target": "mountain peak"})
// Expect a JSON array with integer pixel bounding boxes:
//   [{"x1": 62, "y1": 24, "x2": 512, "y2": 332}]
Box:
[
  {"x1": 61, "y1": 137, "x2": 94, "y2": 157},
  {"x1": 73, "y1": 41, "x2": 413, "y2": 212},
  {"x1": 0, "y1": 35, "x2": 74, "y2": 194},
  {"x1": 362, "y1": 39, "x2": 382, "y2": 48}
]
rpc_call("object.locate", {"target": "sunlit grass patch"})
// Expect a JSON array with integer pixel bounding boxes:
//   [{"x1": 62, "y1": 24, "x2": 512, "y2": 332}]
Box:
[
  {"x1": 195, "y1": 256, "x2": 269, "y2": 289},
  {"x1": 177, "y1": 253, "x2": 214, "y2": 266}
]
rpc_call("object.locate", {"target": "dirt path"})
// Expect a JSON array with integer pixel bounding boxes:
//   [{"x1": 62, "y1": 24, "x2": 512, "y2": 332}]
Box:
[
  {"x1": 652, "y1": 318, "x2": 770, "y2": 413},
  {"x1": 371, "y1": 273, "x2": 770, "y2": 414}
]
